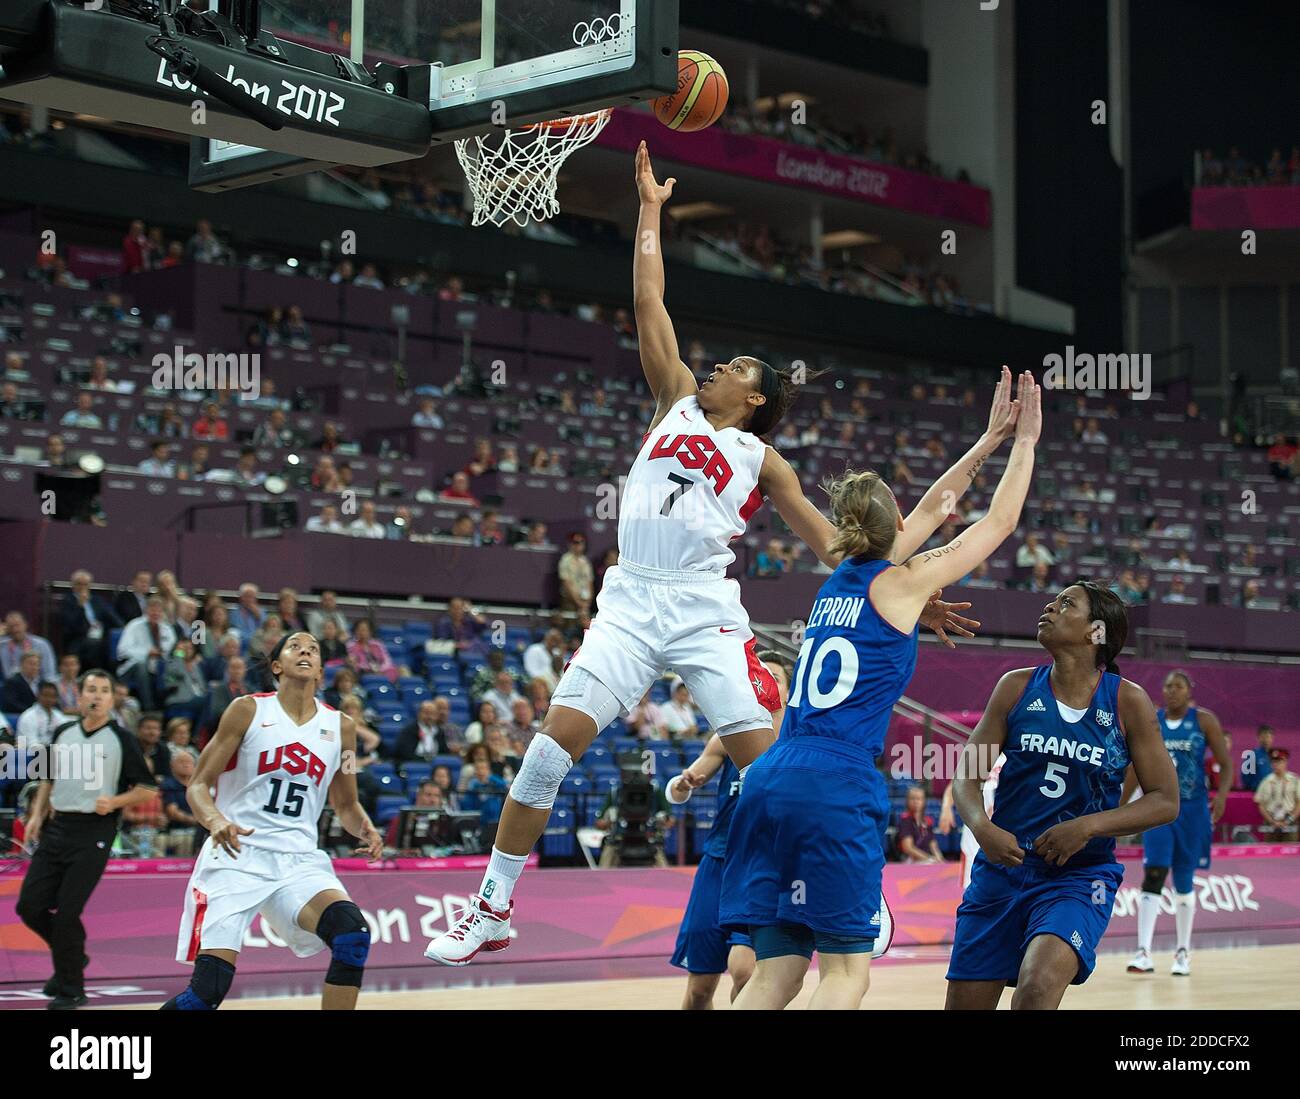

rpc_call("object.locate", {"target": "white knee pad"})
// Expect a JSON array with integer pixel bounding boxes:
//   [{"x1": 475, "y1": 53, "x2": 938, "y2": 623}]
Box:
[{"x1": 509, "y1": 733, "x2": 574, "y2": 811}]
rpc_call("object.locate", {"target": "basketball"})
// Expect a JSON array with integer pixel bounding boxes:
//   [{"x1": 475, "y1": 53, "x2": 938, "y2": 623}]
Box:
[{"x1": 654, "y1": 50, "x2": 729, "y2": 132}]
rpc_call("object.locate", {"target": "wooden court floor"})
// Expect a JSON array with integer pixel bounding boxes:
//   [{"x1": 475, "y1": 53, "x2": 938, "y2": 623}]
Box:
[{"x1": 121, "y1": 942, "x2": 1300, "y2": 1010}]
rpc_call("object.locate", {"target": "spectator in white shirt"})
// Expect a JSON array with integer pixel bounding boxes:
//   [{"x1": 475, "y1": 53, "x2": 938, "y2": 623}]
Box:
[
  {"x1": 353, "y1": 263, "x2": 385, "y2": 290},
  {"x1": 1, "y1": 612, "x2": 58, "y2": 682},
  {"x1": 348, "y1": 500, "x2": 386, "y2": 539},
  {"x1": 496, "y1": 444, "x2": 519, "y2": 473},
  {"x1": 1162, "y1": 575, "x2": 1196, "y2": 605},
  {"x1": 412, "y1": 396, "x2": 444, "y2": 429},
  {"x1": 60, "y1": 391, "x2": 102, "y2": 429},
  {"x1": 522, "y1": 628, "x2": 565, "y2": 692},
  {"x1": 464, "y1": 700, "x2": 501, "y2": 746},
  {"x1": 137, "y1": 439, "x2": 175, "y2": 477},
  {"x1": 1015, "y1": 532, "x2": 1056, "y2": 570},
  {"x1": 481, "y1": 671, "x2": 525, "y2": 722},
  {"x1": 1080, "y1": 418, "x2": 1109, "y2": 445},
  {"x1": 306, "y1": 590, "x2": 350, "y2": 639},
  {"x1": 116, "y1": 596, "x2": 177, "y2": 710},
  {"x1": 17, "y1": 681, "x2": 63, "y2": 746},
  {"x1": 662, "y1": 680, "x2": 699, "y2": 740},
  {"x1": 305, "y1": 504, "x2": 345, "y2": 534}
]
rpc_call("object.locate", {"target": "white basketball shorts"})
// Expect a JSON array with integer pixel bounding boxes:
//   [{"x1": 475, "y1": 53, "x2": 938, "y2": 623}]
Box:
[
  {"x1": 555, "y1": 559, "x2": 780, "y2": 735},
  {"x1": 175, "y1": 838, "x2": 345, "y2": 963}
]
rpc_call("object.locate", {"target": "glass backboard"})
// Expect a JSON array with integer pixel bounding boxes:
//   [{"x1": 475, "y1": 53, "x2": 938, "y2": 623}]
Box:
[
  {"x1": 255, "y1": 0, "x2": 673, "y2": 130},
  {"x1": 190, "y1": 0, "x2": 677, "y2": 188}
]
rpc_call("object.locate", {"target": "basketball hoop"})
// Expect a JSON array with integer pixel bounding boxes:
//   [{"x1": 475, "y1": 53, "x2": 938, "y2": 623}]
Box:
[{"x1": 454, "y1": 108, "x2": 613, "y2": 228}]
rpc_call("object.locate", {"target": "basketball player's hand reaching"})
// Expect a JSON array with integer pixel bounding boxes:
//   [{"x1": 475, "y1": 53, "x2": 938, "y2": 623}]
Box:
[
  {"x1": 668, "y1": 766, "x2": 707, "y2": 804},
  {"x1": 1013, "y1": 370, "x2": 1042, "y2": 445},
  {"x1": 918, "y1": 590, "x2": 980, "y2": 648},
  {"x1": 984, "y1": 364, "x2": 1019, "y2": 443},
  {"x1": 355, "y1": 822, "x2": 384, "y2": 863},
  {"x1": 635, "y1": 141, "x2": 676, "y2": 206},
  {"x1": 210, "y1": 816, "x2": 255, "y2": 858}
]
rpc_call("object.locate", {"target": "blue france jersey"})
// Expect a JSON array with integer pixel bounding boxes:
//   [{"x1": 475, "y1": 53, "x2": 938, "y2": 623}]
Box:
[
  {"x1": 783, "y1": 556, "x2": 918, "y2": 758},
  {"x1": 703, "y1": 757, "x2": 742, "y2": 859},
  {"x1": 992, "y1": 665, "x2": 1130, "y2": 867},
  {"x1": 1158, "y1": 707, "x2": 1207, "y2": 802}
]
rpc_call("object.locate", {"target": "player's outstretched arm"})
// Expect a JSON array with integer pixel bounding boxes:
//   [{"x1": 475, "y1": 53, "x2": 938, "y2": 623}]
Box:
[
  {"x1": 894, "y1": 371, "x2": 1040, "y2": 606},
  {"x1": 330, "y1": 713, "x2": 382, "y2": 860},
  {"x1": 668, "y1": 734, "x2": 727, "y2": 803},
  {"x1": 954, "y1": 670, "x2": 1030, "y2": 867},
  {"x1": 633, "y1": 141, "x2": 696, "y2": 421},
  {"x1": 762, "y1": 448, "x2": 982, "y2": 645},
  {"x1": 189, "y1": 696, "x2": 256, "y2": 856},
  {"x1": 761, "y1": 448, "x2": 839, "y2": 567},
  {"x1": 1033, "y1": 681, "x2": 1179, "y2": 866},
  {"x1": 891, "y1": 365, "x2": 1018, "y2": 563}
]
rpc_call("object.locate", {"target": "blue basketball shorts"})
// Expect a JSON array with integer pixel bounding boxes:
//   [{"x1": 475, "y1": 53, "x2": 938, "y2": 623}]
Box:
[
  {"x1": 720, "y1": 736, "x2": 888, "y2": 941},
  {"x1": 671, "y1": 853, "x2": 753, "y2": 975},
  {"x1": 1143, "y1": 797, "x2": 1211, "y2": 892},
  {"x1": 946, "y1": 855, "x2": 1123, "y2": 986}
]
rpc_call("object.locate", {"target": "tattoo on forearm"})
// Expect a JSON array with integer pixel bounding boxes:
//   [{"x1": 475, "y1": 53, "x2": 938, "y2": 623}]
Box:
[
  {"x1": 966, "y1": 455, "x2": 987, "y2": 479},
  {"x1": 918, "y1": 538, "x2": 963, "y2": 565}
]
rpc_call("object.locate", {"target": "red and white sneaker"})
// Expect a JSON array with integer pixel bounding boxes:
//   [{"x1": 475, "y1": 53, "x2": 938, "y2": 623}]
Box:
[{"x1": 424, "y1": 894, "x2": 513, "y2": 966}]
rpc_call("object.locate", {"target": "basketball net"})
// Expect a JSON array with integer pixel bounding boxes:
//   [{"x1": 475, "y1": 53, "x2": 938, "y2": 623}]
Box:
[{"x1": 454, "y1": 109, "x2": 612, "y2": 228}]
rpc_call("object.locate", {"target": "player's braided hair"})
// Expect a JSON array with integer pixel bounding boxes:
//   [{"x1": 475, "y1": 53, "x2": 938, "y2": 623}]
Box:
[
  {"x1": 1072, "y1": 579, "x2": 1128, "y2": 674},
  {"x1": 822, "y1": 468, "x2": 899, "y2": 561},
  {"x1": 743, "y1": 358, "x2": 824, "y2": 439}
]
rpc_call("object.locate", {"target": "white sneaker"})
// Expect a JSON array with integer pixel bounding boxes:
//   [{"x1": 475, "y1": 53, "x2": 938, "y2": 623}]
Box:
[
  {"x1": 1126, "y1": 948, "x2": 1154, "y2": 973},
  {"x1": 871, "y1": 893, "x2": 894, "y2": 959},
  {"x1": 424, "y1": 894, "x2": 513, "y2": 967},
  {"x1": 1170, "y1": 948, "x2": 1191, "y2": 976}
]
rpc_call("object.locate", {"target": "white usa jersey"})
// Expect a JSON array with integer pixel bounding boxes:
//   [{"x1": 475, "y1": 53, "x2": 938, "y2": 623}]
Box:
[
  {"x1": 215, "y1": 693, "x2": 342, "y2": 854},
  {"x1": 619, "y1": 393, "x2": 768, "y2": 572}
]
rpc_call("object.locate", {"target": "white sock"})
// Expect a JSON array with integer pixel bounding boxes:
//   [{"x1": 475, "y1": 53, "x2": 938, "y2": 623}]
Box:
[
  {"x1": 1174, "y1": 891, "x2": 1196, "y2": 952},
  {"x1": 479, "y1": 847, "x2": 528, "y2": 908},
  {"x1": 1137, "y1": 891, "x2": 1160, "y2": 953}
]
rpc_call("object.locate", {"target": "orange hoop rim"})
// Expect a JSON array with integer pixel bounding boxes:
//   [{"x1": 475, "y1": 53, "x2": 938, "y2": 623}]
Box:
[{"x1": 526, "y1": 108, "x2": 613, "y2": 132}]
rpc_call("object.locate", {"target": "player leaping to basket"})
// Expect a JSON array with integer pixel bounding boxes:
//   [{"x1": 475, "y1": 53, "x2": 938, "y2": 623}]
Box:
[{"x1": 425, "y1": 142, "x2": 979, "y2": 966}]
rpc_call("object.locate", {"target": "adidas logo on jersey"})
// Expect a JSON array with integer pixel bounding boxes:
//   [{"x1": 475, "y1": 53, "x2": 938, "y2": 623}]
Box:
[
  {"x1": 1026, "y1": 698, "x2": 1047, "y2": 712},
  {"x1": 1095, "y1": 710, "x2": 1114, "y2": 727}
]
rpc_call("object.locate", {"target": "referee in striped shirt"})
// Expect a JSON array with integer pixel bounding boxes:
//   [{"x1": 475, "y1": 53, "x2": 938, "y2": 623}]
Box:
[{"x1": 16, "y1": 669, "x2": 156, "y2": 1009}]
